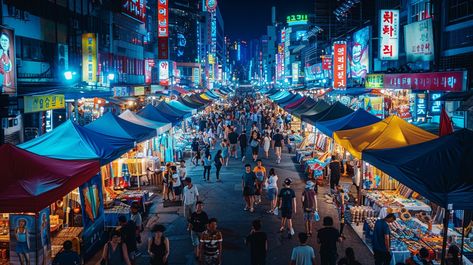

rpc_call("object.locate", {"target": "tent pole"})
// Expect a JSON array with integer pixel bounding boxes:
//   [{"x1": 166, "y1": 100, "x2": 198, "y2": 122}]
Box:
[
  {"x1": 441, "y1": 208, "x2": 450, "y2": 265},
  {"x1": 358, "y1": 160, "x2": 363, "y2": 206},
  {"x1": 461, "y1": 211, "x2": 465, "y2": 264}
]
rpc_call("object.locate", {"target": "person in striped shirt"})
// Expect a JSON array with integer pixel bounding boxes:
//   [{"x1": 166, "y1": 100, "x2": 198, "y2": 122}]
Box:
[{"x1": 199, "y1": 218, "x2": 223, "y2": 265}]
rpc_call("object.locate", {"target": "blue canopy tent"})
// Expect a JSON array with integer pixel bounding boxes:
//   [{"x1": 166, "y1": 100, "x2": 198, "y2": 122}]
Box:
[
  {"x1": 85, "y1": 112, "x2": 157, "y2": 143},
  {"x1": 18, "y1": 120, "x2": 135, "y2": 165},
  {"x1": 302, "y1": 102, "x2": 354, "y2": 125},
  {"x1": 328, "y1": 88, "x2": 373, "y2": 96},
  {"x1": 205, "y1": 90, "x2": 220, "y2": 99},
  {"x1": 363, "y1": 129, "x2": 473, "y2": 210},
  {"x1": 269, "y1": 91, "x2": 290, "y2": 101},
  {"x1": 168, "y1": 100, "x2": 197, "y2": 114},
  {"x1": 265, "y1": 88, "x2": 280, "y2": 96},
  {"x1": 156, "y1": 101, "x2": 192, "y2": 120},
  {"x1": 317, "y1": 109, "x2": 381, "y2": 137},
  {"x1": 138, "y1": 104, "x2": 178, "y2": 125},
  {"x1": 179, "y1": 97, "x2": 204, "y2": 110},
  {"x1": 297, "y1": 100, "x2": 331, "y2": 117},
  {"x1": 278, "y1": 94, "x2": 303, "y2": 108},
  {"x1": 289, "y1": 97, "x2": 318, "y2": 118},
  {"x1": 119, "y1": 110, "x2": 172, "y2": 134},
  {"x1": 274, "y1": 93, "x2": 296, "y2": 104}
]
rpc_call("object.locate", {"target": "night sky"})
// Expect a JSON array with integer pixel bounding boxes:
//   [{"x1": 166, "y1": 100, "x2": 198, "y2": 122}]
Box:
[{"x1": 219, "y1": 0, "x2": 314, "y2": 40}]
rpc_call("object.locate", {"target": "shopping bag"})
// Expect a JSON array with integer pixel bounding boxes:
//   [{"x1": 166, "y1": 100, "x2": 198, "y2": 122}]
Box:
[
  {"x1": 273, "y1": 207, "x2": 279, "y2": 216},
  {"x1": 314, "y1": 211, "x2": 320, "y2": 222}
]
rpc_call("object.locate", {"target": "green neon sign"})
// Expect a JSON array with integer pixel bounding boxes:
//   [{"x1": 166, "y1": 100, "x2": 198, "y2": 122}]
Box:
[{"x1": 287, "y1": 14, "x2": 308, "y2": 24}]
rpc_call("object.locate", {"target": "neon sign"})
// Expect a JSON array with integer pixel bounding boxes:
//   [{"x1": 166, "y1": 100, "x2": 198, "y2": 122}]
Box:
[{"x1": 287, "y1": 14, "x2": 308, "y2": 25}]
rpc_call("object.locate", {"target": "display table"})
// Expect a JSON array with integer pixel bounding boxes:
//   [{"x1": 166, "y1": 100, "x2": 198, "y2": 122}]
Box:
[
  {"x1": 116, "y1": 190, "x2": 150, "y2": 209},
  {"x1": 51, "y1": 227, "x2": 82, "y2": 257},
  {"x1": 104, "y1": 204, "x2": 131, "y2": 228},
  {"x1": 364, "y1": 190, "x2": 431, "y2": 218}
]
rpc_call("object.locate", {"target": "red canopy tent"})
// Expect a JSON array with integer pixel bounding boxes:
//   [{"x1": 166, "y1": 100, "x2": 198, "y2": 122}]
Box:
[{"x1": 0, "y1": 144, "x2": 100, "y2": 213}]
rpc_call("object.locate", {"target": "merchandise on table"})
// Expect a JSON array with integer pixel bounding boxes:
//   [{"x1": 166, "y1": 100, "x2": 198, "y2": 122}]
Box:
[
  {"x1": 349, "y1": 206, "x2": 375, "y2": 225},
  {"x1": 104, "y1": 203, "x2": 131, "y2": 227}
]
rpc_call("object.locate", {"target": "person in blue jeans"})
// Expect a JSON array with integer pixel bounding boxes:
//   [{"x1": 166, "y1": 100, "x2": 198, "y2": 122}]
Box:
[
  {"x1": 203, "y1": 153, "x2": 212, "y2": 181},
  {"x1": 373, "y1": 213, "x2": 396, "y2": 265}
]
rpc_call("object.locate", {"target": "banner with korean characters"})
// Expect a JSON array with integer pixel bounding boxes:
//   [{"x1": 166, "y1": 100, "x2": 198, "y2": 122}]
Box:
[
  {"x1": 333, "y1": 42, "x2": 347, "y2": 89},
  {"x1": 379, "y1": 10, "x2": 399, "y2": 60},
  {"x1": 24, "y1": 95, "x2": 65, "y2": 113}
]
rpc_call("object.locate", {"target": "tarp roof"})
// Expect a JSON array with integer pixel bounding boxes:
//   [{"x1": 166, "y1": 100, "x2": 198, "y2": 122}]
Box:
[
  {"x1": 205, "y1": 90, "x2": 220, "y2": 99},
  {"x1": 317, "y1": 109, "x2": 382, "y2": 137},
  {"x1": 334, "y1": 116, "x2": 438, "y2": 159},
  {"x1": 168, "y1": 100, "x2": 197, "y2": 114},
  {"x1": 284, "y1": 96, "x2": 307, "y2": 109},
  {"x1": 85, "y1": 112, "x2": 157, "y2": 143},
  {"x1": 0, "y1": 144, "x2": 100, "y2": 213},
  {"x1": 363, "y1": 129, "x2": 473, "y2": 210},
  {"x1": 279, "y1": 94, "x2": 304, "y2": 108},
  {"x1": 156, "y1": 101, "x2": 192, "y2": 120},
  {"x1": 298, "y1": 100, "x2": 331, "y2": 117},
  {"x1": 302, "y1": 102, "x2": 354, "y2": 125},
  {"x1": 265, "y1": 88, "x2": 280, "y2": 95},
  {"x1": 138, "y1": 104, "x2": 176, "y2": 124},
  {"x1": 18, "y1": 120, "x2": 135, "y2": 165},
  {"x1": 180, "y1": 96, "x2": 204, "y2": 109},
  {"x1": 119, "y1": 110, "x2": 171, "y2": 134},
  {"x1": 190, "y1": 94, "x2": 211, "y2": 104},
  {"x1": 269, "y1": 91, "x2": 290, "y2": 101},
  {"x1": 288, "y1": 97, "x2": 317, "y2": 117}
]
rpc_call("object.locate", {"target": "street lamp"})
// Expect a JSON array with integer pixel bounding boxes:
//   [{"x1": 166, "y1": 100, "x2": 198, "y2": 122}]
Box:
[
  {"x1": 64, "y1": 71, "x2": 77, "y2": 80},
  {"x1": 107, "y1": 73, "x2": 115, "y2": 81}
]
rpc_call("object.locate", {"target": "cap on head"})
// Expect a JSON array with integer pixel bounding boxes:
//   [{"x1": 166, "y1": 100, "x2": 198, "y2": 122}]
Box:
[{"x1": 284, "y1": 178, "x2": 292, "y2": 185}]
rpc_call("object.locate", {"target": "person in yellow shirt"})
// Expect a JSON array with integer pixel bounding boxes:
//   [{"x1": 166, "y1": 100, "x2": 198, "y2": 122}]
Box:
[{"x1": 253, "y1": 159, "x2": 267, "y2": 205}]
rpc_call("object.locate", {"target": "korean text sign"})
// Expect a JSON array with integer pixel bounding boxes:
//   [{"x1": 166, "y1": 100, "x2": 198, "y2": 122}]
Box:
[
  {"x1": 383, "y1": 71, "x2": 466, "y2": 92},
  {"x1": 82, "y1": 33, "x2": 97, "y2": 82},
  {"x1": 404, "y1": 19, "x2": 434, "y2": 62},
  {"x1": 333, "y1": 43, "x2": 347, "y2": 89},
  {"x1": 158, "y1": 0, "x2": 168, "y2": 37},
  {"x1": 159, "y1": 60, "x2": 169, "y2": 86},
  {"x1": 379, "y1": 10, "x2": 399, "y2": 60}
]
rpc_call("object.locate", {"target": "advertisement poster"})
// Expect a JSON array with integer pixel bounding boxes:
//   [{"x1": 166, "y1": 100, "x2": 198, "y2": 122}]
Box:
[
  {"x1": 383, "y1": 71, "x2": 466, "y2": 92},
  {"x1": 158, "y1": 0, "x2": 168, "y2": 37},
  {"x1": 349, "y1": 26, "x2": 370, "y2": 78},
  {"x1": 38, "y1": 208, "x2": 51, "y2": 265},
  {"x1": 82, "y1": 33, "x2": 97, "y2": 83},
  {"x1": 379, "y1": 10, "x2": 399, "y2": 60},
  {"x1": 0, "y1": 27, "x2": 16, "y2": 95},
  {"x1": 192, "y1": 67, "x2": 200, "y2": 85},
  {"x1": 159, "y1": 60, "x2": 169, "y2": 86},
  {"x1": 404, "y1": 19, "x2": 434, "y2": 62},
  {"x1": 121, "y1": 0, "x2": 146, "y2": 22},
  {"x1": 79, "y1": 174, "x2": 105, "y2": 256},
  {"x1": 322, "y1": 56, "x2": 332, "y2": 70},
  {"x1": 292, "y1": 62, "x2": 299, "y2": 84},
  {"x1": 9, "y1": 214, "x2": 37, "y2": 265},
  {"x1": 333, "y1": 43, "x2": 347, "y2": 89},
  {"x1": 365, "y1": 74, "x2": 384, "y2": 89},
  {"x1": 145, "y1": 59, "x2": 155, "y2": 84},
  {"x1": 364, "y1": 97, "x2": 384, "y2": 118},
  {"x1": 24, "y1": 94, "x2": 65, "y2": 113}
]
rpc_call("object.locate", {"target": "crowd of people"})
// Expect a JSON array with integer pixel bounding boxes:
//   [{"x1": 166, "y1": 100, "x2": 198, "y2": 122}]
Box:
[{"x1": 49, "y1": 93, "x2": 463, "y2": 265}]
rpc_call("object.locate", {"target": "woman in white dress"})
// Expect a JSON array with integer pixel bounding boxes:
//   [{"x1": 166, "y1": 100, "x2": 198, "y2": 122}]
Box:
[{"x1": 263, "y1": 133, "x2": 271, "y2": 158}]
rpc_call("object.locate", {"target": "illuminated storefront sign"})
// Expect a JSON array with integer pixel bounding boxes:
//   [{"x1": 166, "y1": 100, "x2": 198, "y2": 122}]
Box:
[
  {"x1": 416, "y1": 93, "x2": 427, "y2": 122},
  {"x1": 145, "y1": 59, "x2": 155, "y2": 84},
  {"x1": 159, "y1": 60, "x2": 169, "y2": 86},
  {"x1": 192, "y1": 68, "x2": 200, "y2": 85},
  {"x1": 322, "y1": 56, "x2": 332, "y2": 70},
  {"x1": 365, "y1": 74, "x2": 384, "y2": 88},
  {"x1": 24, "y1": 95, "x2": 65, "y2": 113},
  {"x1": 82, "y1": 33, "x2": 97, "y2": 83},
  {"x1": 133, "y1": 86, "x2": 145, "y2": 96},
  {"x1": 206, "y1": 0, "x2": 217, "y2": 12},
  {"x1": 292, "y1": 62, "x2": 299, "y2": 84},
  {"x1": 430, "y1": 93, "x2": 442, "y2": 115},
  {"x1": 379, "y1": 10, "x2": 399, "y2": 60},
  {"x1": 383, "y1": 71, "x2": 466, "y2": 92},
  {"x1": 349, "y1": 26, "x2": 370, "y2": 78},
  {"x1": 287, "y1": 14, "x2": 308, "y2": 25},
  {"x1": 404, "y1": 18, "x2": 434, "y2": 62},
  {"x1": 121, "y1": 0, "x2": 146, "y2": 22},
  {"x1": 333, "y1": 42, "x2": 347, "y2": 89},
  {"x1": 158, "y1": 0, "x2": 168, "y2": 37}
]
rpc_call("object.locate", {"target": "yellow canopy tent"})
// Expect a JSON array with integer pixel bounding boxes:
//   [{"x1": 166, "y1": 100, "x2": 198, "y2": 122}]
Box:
[
  {"x1": 333, "y1": 116, "x2": 438, "y2": 159},
  {"x1": 200, "y1": 94, "x2": 210, "y2": 100}
]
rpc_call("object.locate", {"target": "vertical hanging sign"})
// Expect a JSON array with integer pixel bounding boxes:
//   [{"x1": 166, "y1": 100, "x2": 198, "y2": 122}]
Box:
[
  {"x1": 158, "y1": 0, "x2": 169, "y2": 59},
  {"x1": 82, "y1": 33, "x2": 97, "y2": 83},
  {"x1": 333, "y1": 42, "x2": 347, "y2": 89},
  {"x1": 379, "y1": 10, "x2": 399, "y2": 60}
]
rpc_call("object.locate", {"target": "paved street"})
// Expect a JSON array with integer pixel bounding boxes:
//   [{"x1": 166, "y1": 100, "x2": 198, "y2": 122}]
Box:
[{"x1": 102, "y1": 141, "x2": 375, "y2": 265}]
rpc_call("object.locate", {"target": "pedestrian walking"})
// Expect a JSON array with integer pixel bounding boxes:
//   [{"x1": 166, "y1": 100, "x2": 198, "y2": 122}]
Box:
[
  {"x1": 52, "y1": 240, "x2": 81, "y2": 265},
  {"x1": 338, "y1": 247, "x2": 362, "y2": 265},
  {"x1": 301, "y1": 181, "x2": 318, "y2": 237},
  {"x1": 178, "y1": 160, "x2": 187, "y2": 184},
  {"x1": 192, "y1": 138, "x2": 201, "y2": 166},
  {"x1": 242, "y1": 164, "x2": 257, "y2": 213},
  {"x1": 328, "y1": 155, "x2": 342, "y2": 194},
  {"x1": 246, "y1": 219, "x2": 267, "y2": 265},
  {"x1": 101, "y1": 230, "x2": 132, "y2": 265},
  {"x1": 130, "y1": 203, "x2": 143, "y2": 244},
  {"x1": 250, "y1": 131, "x2": 260, "y2": 162},
  {"x1": 221, "y1": 139, "x2": 229, "y2": 166},
  {"x1": 117, "y1": 215, "x2": 137, "y2": 263},
  {"x1": 148, "y1": 225, "x2": 169, "y2": 265},
  {"x1": 263, "y1": 133, "x2": 271, "y2": 158},
  {"x1": 317, "y1": 216, "x2": 341, "y2": 265},
  {"x1": 373, "y1": 213, "x2": 396, "y2": 265},
  {"x1": 203, "y1": 153, "x2": 212, "y2": 181},
  {"x1": 238, "y1": 130, "x2": 248, "y2": 161},
  {"x1": 214, "y1": 150, "x2": 224, "y2": 182},
  {"x1": 183, "y1": 177, "x2": 199, "y2": 218},
  {"x1": 272, "y1": 129, "x2": 284, "y2": 164},
  {"x1": 290, "y1": 233, "x2": 316, "y2": 265},
  {"x1": 199, "y1": 218, "x2": 223, "y2": 265},
  {"x1": 253, "y1": 159, "x2": 267, "y2": 205},
  {"x1": 334, "y1": 185, "x2": 349, "y2": 238},
  {"x1": 188, "y1": 201, "x2": 209, "y2": 259},
  {"x1": 171, "y1": 166, "x2": 182, "y2": 201},
  {"x1": 228, "y1": 127, "x2": 239, "y2": 158},
  {"x1": 278, "y1": 178, "x2": 296, "y2": 238},
  {"x1": 266, "y1": 168, "x2": 278, "y2": 214}
]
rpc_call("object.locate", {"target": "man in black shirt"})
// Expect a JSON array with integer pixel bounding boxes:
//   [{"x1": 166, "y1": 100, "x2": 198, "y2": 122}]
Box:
[
  {"x1": 246, "y1": 219, "x2": 267, "y2": 265},
  {"x1": 272, "y1": 129, "x2": 284, "y2": 164},
  {"x1": 278, "y1": 178, "x2": 296, "y2": 238},
  {"x1": 328, "y1": 155, "x2": 342, "y2": 194},
  {"x1": 188, "y1": 201, "x2": 209, "y2": 258},
  {"x1": 118, "y1": 215, "x2": 137, "y2": 262},
  {"x1": 228, "y1": 127, "x2": 239, "y2": 159},
  {"x1": 317, "y1": 216, "x2": 341, "y2": 265},
  {"x1": 52, "y1": 240, "x2": 81, "y2": 265},
  {"x1": 238, "y1": 130, "x2": 248, "y2": 162}
]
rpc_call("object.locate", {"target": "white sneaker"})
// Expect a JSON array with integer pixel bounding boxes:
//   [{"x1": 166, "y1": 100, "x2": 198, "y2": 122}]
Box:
[{"x1": 290, "y1": 228, "x2": 295, "y2": 235}]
